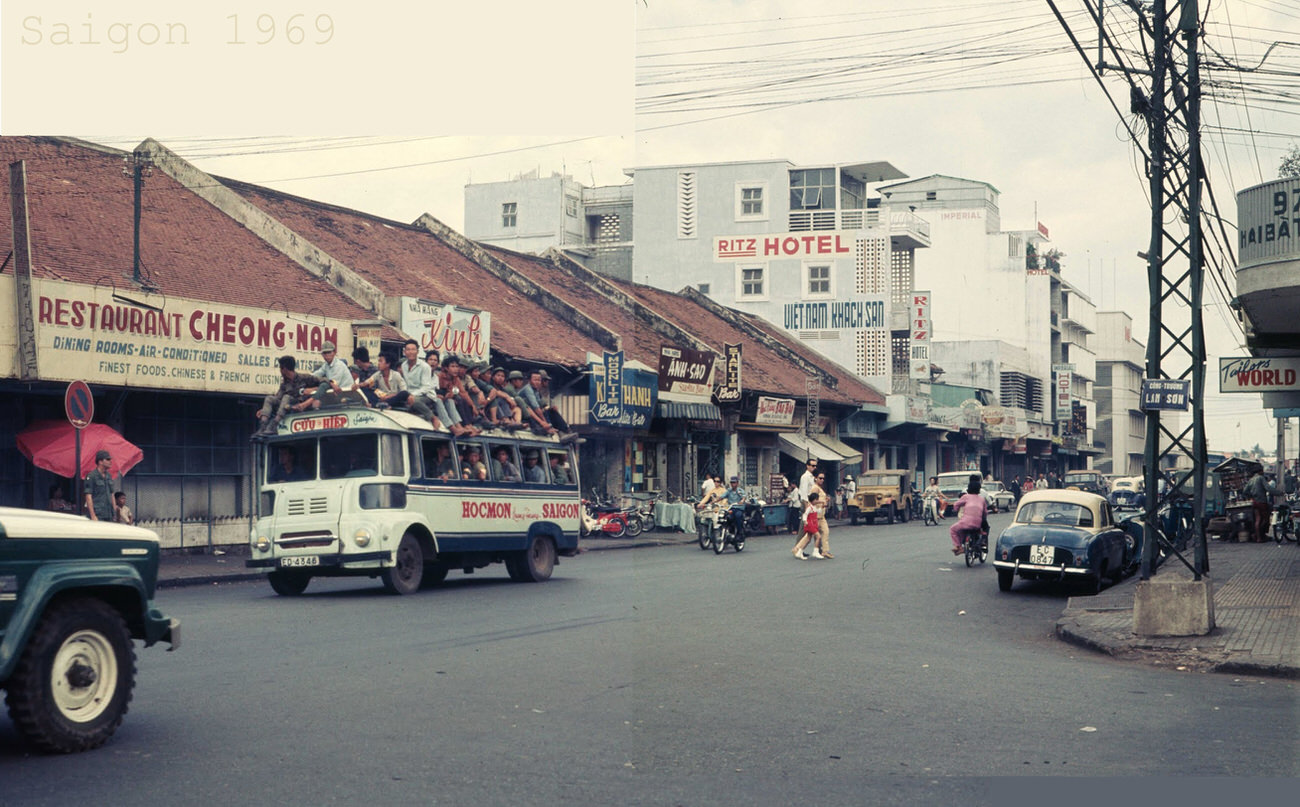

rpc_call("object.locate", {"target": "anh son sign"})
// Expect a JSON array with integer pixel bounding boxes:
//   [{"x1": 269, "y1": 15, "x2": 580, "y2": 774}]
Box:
[{"x1": 1219, "y1": 356, "x2": 1300, "y2": 393}]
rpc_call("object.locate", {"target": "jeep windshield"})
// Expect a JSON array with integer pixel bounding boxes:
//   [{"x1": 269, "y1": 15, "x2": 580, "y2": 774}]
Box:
[{"x1": 857, "y1": 475, "x2": 900, "y2": 487}]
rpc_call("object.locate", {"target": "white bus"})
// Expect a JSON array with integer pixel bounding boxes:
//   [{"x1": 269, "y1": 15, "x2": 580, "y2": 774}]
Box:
[{"x1": 247, "y1": 406, "x2": 582, "y2": 595}]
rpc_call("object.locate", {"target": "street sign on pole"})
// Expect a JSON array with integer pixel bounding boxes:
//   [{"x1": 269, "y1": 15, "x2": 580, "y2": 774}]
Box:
[{"x1": 65, "y1": 380, "x2": 93, "y2": 429}]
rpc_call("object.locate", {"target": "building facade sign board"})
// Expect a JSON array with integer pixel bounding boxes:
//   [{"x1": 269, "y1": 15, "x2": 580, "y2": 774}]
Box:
[
  {"x1": 1218, "y1": 356, "x2": 1300, "y2": 393},
  {"x1": 31, "y1": 278, "x2": 349, "y2": 395},
  {"x1": 657, "y1": 345, "x2": 715, "y2": 399},
  {"x1": 714, "y1": 232, "x2": 854, "y2": 261},
  {"x1": 398, "y1": 297, "x2": 491, "y2": 364},
  {"x1": 909, "y1": 291, "x2": 931, "y2": 380},
  {"x1": 755, "y1": 396, "x2": 796, "y2": 426}
]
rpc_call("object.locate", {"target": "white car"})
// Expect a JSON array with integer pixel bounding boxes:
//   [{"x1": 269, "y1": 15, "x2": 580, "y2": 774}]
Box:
[{"x1": 984, "y1": 481, "x2": 1016, "y2": 513}]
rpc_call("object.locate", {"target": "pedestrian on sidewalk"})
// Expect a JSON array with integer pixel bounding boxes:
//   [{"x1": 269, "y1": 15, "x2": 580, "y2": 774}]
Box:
[{"x1": 1246, "y1": 467, "x2": 1278, "y2": 542}]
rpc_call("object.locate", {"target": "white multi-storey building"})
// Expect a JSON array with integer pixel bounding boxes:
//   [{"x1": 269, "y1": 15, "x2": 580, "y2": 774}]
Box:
[{"x1": 1093, "y1": 311, "x2": 1147, "y2": 476}]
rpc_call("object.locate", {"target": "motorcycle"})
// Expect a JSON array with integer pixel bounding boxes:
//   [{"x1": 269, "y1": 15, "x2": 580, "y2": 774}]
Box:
[
  {"x1": 582, "y1": 497, "x2": 632, "y2": 539},
  {"x1": 713, "y1": 504, "x2": 748, "y2": 554},
  {"x1": 696, "y1": 504, "x2": 725, "y2": 551}
]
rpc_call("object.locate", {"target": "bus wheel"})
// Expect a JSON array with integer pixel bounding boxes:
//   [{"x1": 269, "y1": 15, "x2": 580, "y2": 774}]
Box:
[
  {"x1": 268, "y1": 570, "x2": 311, "y2": 596},
  {"x1": 381, "y1": 533, "x2": 424, "y2": 595},
  {"x1": 512, "y1": 535, "x2": 556, "y2": 583}
]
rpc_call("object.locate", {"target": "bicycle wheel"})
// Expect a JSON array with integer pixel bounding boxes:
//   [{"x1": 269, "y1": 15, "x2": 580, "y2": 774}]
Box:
[{"x1": 964, "y1": 537, "x2": 976, "y2": 567}]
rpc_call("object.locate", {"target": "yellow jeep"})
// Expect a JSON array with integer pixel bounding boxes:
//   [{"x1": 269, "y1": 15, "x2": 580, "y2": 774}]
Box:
[{"x1": 848, "y1": 469, "x2": 914, "y2": 525}]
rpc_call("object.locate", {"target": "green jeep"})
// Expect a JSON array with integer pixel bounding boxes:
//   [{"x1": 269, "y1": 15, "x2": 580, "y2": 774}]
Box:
[{"x1": 0, "y1": 507, "x2": 179, "y2": 753}]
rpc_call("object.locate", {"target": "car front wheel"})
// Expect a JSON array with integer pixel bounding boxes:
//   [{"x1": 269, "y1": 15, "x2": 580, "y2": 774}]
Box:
[{"x1": 4, "y1": 598, "x2": 136, "y2": 753}]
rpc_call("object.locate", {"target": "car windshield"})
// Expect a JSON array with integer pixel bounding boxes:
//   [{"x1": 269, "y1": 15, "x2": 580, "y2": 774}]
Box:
[
  {"x1": 1016, "y1": 501, "x2": 1094, "y2": 527},
  {"x1": 1064, "y1": 473, "x2": 1099, "y2": 485}
]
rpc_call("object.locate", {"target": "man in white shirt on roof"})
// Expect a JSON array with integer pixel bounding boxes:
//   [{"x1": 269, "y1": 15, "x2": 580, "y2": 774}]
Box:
[{"x1": 292, "y1": 340, "x2": 354, "y2": 411}]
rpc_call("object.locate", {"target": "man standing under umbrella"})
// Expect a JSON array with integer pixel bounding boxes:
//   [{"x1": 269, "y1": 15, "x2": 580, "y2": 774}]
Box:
[{"x1": 84, "y1": 449, "x2": 115, "y2": 521}]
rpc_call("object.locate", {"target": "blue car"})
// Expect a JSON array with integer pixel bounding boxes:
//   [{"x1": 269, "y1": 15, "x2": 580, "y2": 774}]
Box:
[{"x1": 993, "y1": 490, "x2": 1136, "y2": 594}]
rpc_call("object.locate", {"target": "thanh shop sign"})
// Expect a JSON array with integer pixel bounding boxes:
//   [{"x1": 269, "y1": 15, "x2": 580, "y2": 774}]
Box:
[
  {"x1": 29, "y1": 277, "x2": 349, "y2": 395},
  {"x1": 589, "y1": 359, "x2": 658, "y2": 429}
]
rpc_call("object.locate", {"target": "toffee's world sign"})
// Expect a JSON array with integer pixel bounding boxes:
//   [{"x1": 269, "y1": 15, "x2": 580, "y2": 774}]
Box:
[{"x1": 30, "y1": 278, "x2": 350, "y2": 395}]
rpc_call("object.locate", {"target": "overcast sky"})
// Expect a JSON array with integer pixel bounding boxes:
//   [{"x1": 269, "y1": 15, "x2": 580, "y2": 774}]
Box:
[{"x1": 46, "y1": 1, "x2": 1300, "y2": 454}]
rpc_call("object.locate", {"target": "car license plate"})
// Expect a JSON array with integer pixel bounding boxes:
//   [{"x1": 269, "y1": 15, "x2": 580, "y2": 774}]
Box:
[
  {"x1": 280, "y1": 556, "x2": 320, "y2": 568},
  {"x1": 1029, "y1": 544, "x2": 1055, "y2": 565}
]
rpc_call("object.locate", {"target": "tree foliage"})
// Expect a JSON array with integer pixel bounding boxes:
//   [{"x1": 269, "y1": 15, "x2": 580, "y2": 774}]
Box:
[{"x1": 1281, "y1": 143, "x2": 1300, "y2": 179}]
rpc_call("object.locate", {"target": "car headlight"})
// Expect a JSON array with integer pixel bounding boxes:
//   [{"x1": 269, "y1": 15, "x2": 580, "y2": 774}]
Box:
[
  {"x1": 255, "y1": 535, "x2": 271, "y2": 552},
  {"x1": 354, "y1": 528, "x2": 372, "y2": 548}
]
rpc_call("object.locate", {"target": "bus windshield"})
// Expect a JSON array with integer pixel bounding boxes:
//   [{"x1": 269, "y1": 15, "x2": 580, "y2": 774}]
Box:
[
  {"x1": 265, "y1": 440, "x2": 316, "y2": 483},
  {"x1": 320, "y1": 434, "x2": 378, "y2": 479}
]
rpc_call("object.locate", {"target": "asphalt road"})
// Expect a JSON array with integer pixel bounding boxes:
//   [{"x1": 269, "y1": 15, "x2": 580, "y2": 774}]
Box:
[{"x1": 2, "y1": 514, "x2": 1296, "y2": 805}]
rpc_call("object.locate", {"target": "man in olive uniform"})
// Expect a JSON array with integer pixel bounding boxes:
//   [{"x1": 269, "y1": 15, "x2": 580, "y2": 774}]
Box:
[{"x1": 84, "y1": 449, "x2": 116, "y2": 521}]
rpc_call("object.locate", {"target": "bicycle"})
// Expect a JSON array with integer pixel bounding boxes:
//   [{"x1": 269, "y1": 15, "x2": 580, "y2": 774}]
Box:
[{"x1": 1275, "y1": 498, "x2": 1298, "y2": 544}]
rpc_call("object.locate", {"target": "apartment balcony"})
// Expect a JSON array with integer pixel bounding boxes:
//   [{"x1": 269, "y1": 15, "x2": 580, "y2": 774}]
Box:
[
  {"x1": 787, "y1": 209, "x2": 931, "y2": 249},
  {"x1": 1236, "y1": 178, "x2": 1300, "y2": 350}
]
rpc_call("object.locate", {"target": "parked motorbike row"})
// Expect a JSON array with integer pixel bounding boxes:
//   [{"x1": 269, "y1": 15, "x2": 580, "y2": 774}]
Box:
[{"x1": 579, "y1": 492, "x2": 657, "y2": 539}]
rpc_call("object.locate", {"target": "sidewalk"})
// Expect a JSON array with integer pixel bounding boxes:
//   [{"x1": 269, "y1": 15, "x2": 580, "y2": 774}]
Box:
[{"x1": 1055, "y1": 538, "x2": 1300, "y2": 679}]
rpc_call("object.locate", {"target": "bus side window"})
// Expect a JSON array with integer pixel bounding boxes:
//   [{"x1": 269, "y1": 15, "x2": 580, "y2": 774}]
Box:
[
  {"x1": 547, "y1": 450, "x2": 575, "y2": 486},
  {"x1": 460, "y1": 443, "x2": 488, "y2": 482},
  {"x1": 381, "y1": 434, "x2": 404, "y2": 477},
  {"x1": 423, "y1": 438, "x2": 458, "y2": 482}
]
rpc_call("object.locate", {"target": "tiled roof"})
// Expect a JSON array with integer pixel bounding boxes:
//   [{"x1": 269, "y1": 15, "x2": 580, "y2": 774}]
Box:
[
  {"x1": 0, "y1": 137, "x2": 373, "y2": 322},
  {"x1": 223, "y1": 180, "x2": 605, "y2": 367}
]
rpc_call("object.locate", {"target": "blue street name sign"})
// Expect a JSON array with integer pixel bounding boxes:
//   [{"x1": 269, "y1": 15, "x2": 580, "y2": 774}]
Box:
[{"x1": 1140, "y1": 378, "x2": 1190, "y2": 411}]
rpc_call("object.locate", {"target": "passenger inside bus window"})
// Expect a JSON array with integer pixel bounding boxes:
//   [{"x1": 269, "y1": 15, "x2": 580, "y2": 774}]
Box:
[
  {"x1": 548, "y1": 451, "x2": 573, "y2": 485},
  {"x1": 321, "y1": 434, "x2": 378, "y2": 480},
  {"x1": 267, "y1": 445, "x2": 310, "y2": 483},
  {"x1": 492, "y1": 445, "x2": 521, "y2": 482},
  {"x1": 424, "y1": 439, "x2": 458, "y2": 481},
  {"x1": 461, "y1": 444, "x2": 488, "y2": 481},
  {"x1": 523, "y1": 450, "x2": 547, "y2": 483}
]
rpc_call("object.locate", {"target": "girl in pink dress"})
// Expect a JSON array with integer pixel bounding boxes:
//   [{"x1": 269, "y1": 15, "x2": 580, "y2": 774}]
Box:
[{"x1": 949, "y1": 477, "x2": 989, "y2": 554}]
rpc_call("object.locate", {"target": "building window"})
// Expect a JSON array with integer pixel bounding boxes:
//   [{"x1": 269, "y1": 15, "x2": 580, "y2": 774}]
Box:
[
  {"x1": 565, "y1": 196, "x2": 578, "y2": 218},
  {"x1": 735, "y1": 181, "x2": 767, "y2": 220},
  {"x1": 805, "y1": 263, "x2": 832, "y2": 297},
  {"x1": 677, "y1": 172, "x2": 697, "y2": 239},
  {"x1": 698, "y1": 282, "x2": 710, "y2": 295},
  {"x1": 790, "y1": 168, "x2": 836, "y2": 210},
  {"x1": 737, "y1": 264, "x2": 766, "y2": 299},
  {"x1": 502, "y1": 202, "x2": 517, "y2": 228},
  {"x1": 925, "y1": 191, "x2": 937, "y2": 201}
]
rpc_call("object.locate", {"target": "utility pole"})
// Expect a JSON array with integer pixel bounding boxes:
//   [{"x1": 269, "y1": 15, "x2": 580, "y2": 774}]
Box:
[{"x1": 124, "y1": 149, "x2": 154, "y2": 287}]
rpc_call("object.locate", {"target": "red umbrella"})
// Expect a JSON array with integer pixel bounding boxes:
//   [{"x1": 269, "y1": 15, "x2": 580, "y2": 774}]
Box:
[{"x1": 16, "y1": 421, "x2": 144, "y2": 480}]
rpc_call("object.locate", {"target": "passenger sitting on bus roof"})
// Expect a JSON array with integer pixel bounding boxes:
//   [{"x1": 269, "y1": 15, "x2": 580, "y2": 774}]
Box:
[
  {"x1": 510, "y1": 371, "x2": 557, "y2": 436},
  {"x1": 531, "y1": 370, "x2": 569, "y2": 432},
  {"x1": 268, "y1": 446, "x2": 309, "y2": 483},
  {"x1": 464, "y1": 362, "x2": 491, "y2": 421},
  {"x1": 524, "y1": 451, "x2": 547, "y2": 483},
  {"x1": 429, "y1": 441, "x2": 457, "y2": 481},
  {"x1": 256, "y1": 355, "x2": 320, "y2": 435},
  {"x1": 296, "y1": 341, "x2": 354, "y2": 410},
  {"x1": 362, "y1": 352, "x2": 440, "y2": 426},
  {"x1": 461, "y1": 445, "x2": 488, "y2": 481},
  {"x1": 492, "y1": 446, "x2": 522, "y2": 483},
  {"x1": 446, "y1": 355, "x2": 491, "y2": 430},
  {"x1": 548, "y1": 453, "x2": 571, "y2": 485},
  {"x1": 485, "y1": 367, "x2": 524, "y2": 429},
  {"x1": 350, "y1": 346, "x2": 378, "y2": 406},
  {"x1": 406, "y1": 345, "x2": 470, "y2": 437},
  {"x1": 430, "y1": 352, "x2": 481, "y2": 437}
]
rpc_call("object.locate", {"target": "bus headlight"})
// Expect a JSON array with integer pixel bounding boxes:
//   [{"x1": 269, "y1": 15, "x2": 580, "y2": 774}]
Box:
[
  {"x1": 255, "y1": 535, "x2": 271, "y2": 552},
  {"x1": 354, "y1": 528, "x2": 372, "y2": 548}
]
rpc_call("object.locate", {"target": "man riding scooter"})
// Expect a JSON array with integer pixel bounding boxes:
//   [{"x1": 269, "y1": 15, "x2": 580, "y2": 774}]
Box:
[{"x1": 720, "y1": 476, "x2": 751, "y2": 540}]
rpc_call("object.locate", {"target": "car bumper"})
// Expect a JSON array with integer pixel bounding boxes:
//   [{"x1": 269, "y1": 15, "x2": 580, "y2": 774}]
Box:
[
  {"x1": 993, "y1": 559, "x2": 1092, "y2": 577},
  {"x1": 246, "y1": 550, "x2": 392, "y2": 569},
  {"x1": 143, "y1": 608, "x2": 180, "y2": 650}
]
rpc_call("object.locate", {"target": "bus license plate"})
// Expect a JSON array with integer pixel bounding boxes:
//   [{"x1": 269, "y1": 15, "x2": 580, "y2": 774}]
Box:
[
  {"x1": 281, "y1": 556, "x2": 320, "y2": 568},
  {"x1": 1029, "y1": 545, "x2": 1055, "y2": 565}
]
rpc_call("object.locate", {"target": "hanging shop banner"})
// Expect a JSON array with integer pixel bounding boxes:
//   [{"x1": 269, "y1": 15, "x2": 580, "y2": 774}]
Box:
[
  {"x1": 398, "y1": 297, "x2": 491, "y2": 364},
  {"x1": 1055, "y1": 370, "x2": 1072, "y2": 421},
  {"x1": 755, "y1": 396, "x2": 796, "y2": 426},
  {"x1": 782, "y1": 298, "x2": 887, "y2": 331},
  {"x1": 909, "y1": 290, "x2": 931, "y2": 380},
  {"x1": 1218, "y1": 356, "x2": 1300, "y2": 393},
  {"x1": 717, "y1": 343, "x2": 742, "y2": 403},
  {"x1": 28, "y1": 277, "x2": 350, "y2": 395},
  {"x1": 658, "y1": 345, "x2": 715, "y2": 398},
  {"x1": 714, "y1": 232, "x2": 853, "y2": 261},
  {"x1": 589, "y1": 361, "x2": 657, "y2": 429},
  {"x1": 603, "y1": 351, "x2": 624, "y2": 421}
]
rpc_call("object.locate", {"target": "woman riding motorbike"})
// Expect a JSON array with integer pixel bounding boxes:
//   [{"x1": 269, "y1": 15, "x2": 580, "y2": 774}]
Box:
[
  {"x1": 922, "y1": 476, "x2": 947, "y2": 524},
  {"x1": 949, "y1": 475, "x2": 988, "y2": 555}
]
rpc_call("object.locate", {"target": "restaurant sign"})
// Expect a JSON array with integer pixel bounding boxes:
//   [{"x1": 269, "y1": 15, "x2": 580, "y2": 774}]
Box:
[
  {"x1": 755, "y1": 396, "x2": 796, "y2": 426},
  {"x1": 30, "y1": 277, "x2": 349, "y2": 396}
]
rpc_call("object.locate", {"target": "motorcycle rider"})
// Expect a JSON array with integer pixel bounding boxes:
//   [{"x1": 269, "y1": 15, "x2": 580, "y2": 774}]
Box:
[
  {"x1": 721, "y1": 476, "x2": 749, "y2": 542},
  {"x1": 923, "y1": 476, "x2": 946, "y2": 523},
  {"x1": 949, "y1": 475, "x2": 989, "y2": 555}
]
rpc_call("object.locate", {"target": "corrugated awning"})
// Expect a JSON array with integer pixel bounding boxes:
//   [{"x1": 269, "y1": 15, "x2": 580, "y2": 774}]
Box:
[
  {"x1": 811, "y1": 434, "x2": 863, "y2": 464},
  {"x1": 657, "y1": 401, "x2": 722, "y2": 421},
  {"x1": 778, "y1": 432, "x2": 843, "y2": 463}
]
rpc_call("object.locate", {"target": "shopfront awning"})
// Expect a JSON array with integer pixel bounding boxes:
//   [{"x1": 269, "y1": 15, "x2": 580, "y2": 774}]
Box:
[
  {"x1": 657, "y1": 401, "x2": 722, "y2": 421},
  {"x1": 779, "y1": 432, "x2": 843, "y2": 463},
  {"x1": 811, "y1": 434, "x2": 863, "y2": 464}
]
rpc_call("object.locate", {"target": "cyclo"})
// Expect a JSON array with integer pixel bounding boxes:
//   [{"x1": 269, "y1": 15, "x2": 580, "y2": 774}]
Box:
[{"x1": 248, "y1": 402, "x2": 582, "y2": 594}]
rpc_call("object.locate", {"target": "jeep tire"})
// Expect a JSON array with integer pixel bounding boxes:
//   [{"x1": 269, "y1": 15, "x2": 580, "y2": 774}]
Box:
[{"x1": 4, "y1": 597, "x2": 136, "y2": 754}]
